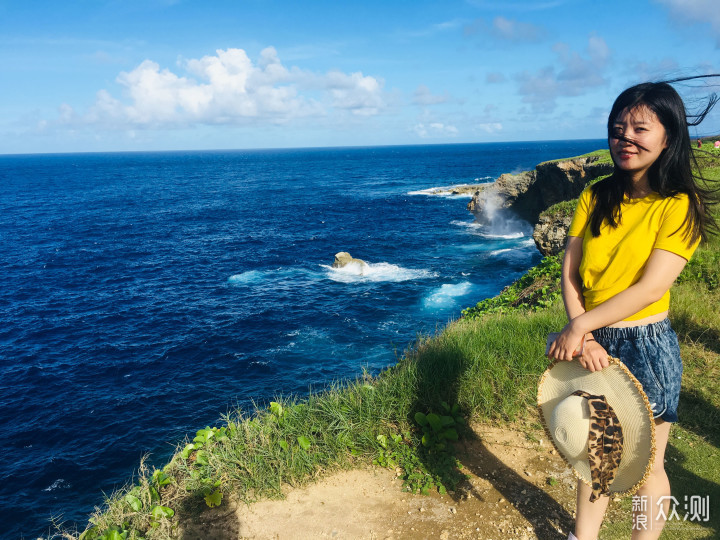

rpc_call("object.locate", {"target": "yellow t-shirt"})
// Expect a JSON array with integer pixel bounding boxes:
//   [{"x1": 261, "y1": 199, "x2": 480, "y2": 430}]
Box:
[{"x1": 567, "y1": 186, "x2": 699, "y2": 321}]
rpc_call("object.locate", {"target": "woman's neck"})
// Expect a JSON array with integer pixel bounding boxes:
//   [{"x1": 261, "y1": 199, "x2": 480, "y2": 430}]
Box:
[{"x1": 627, "y1": 174, "x2": 652, "y2": 198}]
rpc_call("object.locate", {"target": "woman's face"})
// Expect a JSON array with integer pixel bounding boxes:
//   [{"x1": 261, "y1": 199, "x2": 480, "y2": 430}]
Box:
[{"x1": 609, "y1": 105, "x2": 668, "y2": 182}]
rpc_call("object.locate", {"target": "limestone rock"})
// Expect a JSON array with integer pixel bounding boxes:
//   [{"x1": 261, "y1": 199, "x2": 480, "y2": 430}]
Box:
[
  {"x1": 332, "y1": 252, "x2": 370, "y2": 273},
  {"x1": 533, "y1": 212, "x2": 574, "y2": 256}
]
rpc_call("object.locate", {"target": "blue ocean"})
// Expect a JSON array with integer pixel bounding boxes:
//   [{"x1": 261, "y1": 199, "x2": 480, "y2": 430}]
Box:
[{"x1": 0, "y1": 141, "x2": 604, "y2": 538}]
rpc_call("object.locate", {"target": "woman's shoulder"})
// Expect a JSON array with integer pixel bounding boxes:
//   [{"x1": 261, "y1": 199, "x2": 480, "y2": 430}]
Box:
[
  {"x1": 584, "y1": 174, "x2": 616, "y2": 196},
  {"x1": 578, "y1": 175, "x2": 612, "y2": 204},
  {"x1": 658, "y1": 191, "x2": 692, "y2": 207}
]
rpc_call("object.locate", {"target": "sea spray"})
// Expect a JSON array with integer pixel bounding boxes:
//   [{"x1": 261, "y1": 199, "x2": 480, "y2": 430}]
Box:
[{"x1": 322, "y1": 262, "x2": 437, "y2": 283}]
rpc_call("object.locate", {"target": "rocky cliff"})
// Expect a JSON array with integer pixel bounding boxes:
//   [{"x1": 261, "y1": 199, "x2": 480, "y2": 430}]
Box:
[
  {"x1": 532, "y1": 208, "x2": 575, "y2": 256},
  {"x1": 467, "y1": 153, "x2": 613, "y2": 224},
  {"x1": 467, "y1": 152, "x2": 614, "y2": 254}
]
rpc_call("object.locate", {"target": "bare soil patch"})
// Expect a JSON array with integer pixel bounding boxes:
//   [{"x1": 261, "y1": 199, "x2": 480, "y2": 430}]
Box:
[{"x1": 178, "y1": 423, "x2": 626, "y2": 540}]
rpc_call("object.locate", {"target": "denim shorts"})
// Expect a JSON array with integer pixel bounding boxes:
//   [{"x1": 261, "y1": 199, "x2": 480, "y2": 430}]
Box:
[{"x1": 593, "y1": 318, "x2": 682, "y2": 423}]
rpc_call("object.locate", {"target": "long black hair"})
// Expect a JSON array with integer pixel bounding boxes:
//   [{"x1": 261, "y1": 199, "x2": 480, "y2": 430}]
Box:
[{"x1": 589, "y1": 76, "x2": 719, "y2": 244}]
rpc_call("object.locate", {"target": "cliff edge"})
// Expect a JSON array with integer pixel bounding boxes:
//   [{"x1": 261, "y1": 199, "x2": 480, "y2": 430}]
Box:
[{"x1": 467, "y1": 151, "x2": 613, "y2": 254}]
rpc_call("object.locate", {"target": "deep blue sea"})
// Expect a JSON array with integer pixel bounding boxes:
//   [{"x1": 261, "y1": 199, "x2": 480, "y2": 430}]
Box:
[{"x1": 0, "y1": 141, "x2": 604, "y2": 538}]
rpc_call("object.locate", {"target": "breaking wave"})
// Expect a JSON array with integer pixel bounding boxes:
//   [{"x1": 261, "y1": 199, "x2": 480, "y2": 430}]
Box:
[
  {"x1": 423, "y1": 282, "x2": 474, "y2": 309},
  {"x1": 321, "y1": 262, "x2": 437, "y2": 283}
]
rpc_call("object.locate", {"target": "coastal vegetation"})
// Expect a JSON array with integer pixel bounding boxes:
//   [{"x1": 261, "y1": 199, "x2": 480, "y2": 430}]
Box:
[{"x1": 70, "y1": 150, "x2": 720, "y2": 539}]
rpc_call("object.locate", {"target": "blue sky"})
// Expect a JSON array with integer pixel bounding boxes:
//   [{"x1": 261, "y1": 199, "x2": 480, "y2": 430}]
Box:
[{"x1": 1, "y1": 0, "x2": 719, "y2": 154}]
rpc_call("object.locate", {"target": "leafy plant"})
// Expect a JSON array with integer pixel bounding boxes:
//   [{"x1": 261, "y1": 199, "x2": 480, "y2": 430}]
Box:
[
  {"x1": 180, "y1": 425, "x2": 231, "y2": 460},
  {"x1": 79, "y1": 524, "x2": 135, "y2": 540},
  {"x1": 373, "y1": 433, "x2": 403, "y2": 469},
  {"x1": 414, "y1": 401, "x2": 464, "y2": 452},
  {"x1": 204, "y1": 489, "x2": 223, "y2": 508},
  {"x1": 297, "y1": 435, "x2": 312, "y2": 450},
  {"x1": 372, "y1": 402, "x2": 467, "y2": 496},
  {"x1": 462, "y1": 254, "x2": 563, "y2": 319},
  {"x1": 178, "y1": 426, "x2": 234, "y2": 509},
  {"x1": 268, "y1": 401, "x2": 286, "y2": 424}
]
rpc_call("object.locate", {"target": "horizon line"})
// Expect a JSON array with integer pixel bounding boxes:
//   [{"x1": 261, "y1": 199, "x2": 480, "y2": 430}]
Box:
[{"x1": 0, "y1": 137, "x2": 611, "y2": 158}]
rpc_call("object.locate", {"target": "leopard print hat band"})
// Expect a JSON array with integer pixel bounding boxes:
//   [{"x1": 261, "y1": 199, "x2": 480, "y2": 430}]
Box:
[
  {"x1": 537, "y1": 357, "x2": 655, "y2": 498},
  {"x1": 571, "y1": 390, "x2": 624, "y2": 502}
]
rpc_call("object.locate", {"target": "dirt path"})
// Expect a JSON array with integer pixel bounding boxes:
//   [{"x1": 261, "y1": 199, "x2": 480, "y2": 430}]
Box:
[{"x1": 179, "y1": 423, "x2": 624, "y2": 540}]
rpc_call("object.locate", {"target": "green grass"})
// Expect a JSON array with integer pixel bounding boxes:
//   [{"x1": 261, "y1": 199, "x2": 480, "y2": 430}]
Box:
[
  {"x1": 68, "y1": 151, "x2": 720, "y2": 540},
  {"x1": 539, "y1": 148, "x2": 613, "y2": 166}
]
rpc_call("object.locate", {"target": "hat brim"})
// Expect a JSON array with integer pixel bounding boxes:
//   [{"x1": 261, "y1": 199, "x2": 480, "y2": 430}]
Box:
[{"x1": 537, "y1": 357, "x2": 656, "y2": 495}]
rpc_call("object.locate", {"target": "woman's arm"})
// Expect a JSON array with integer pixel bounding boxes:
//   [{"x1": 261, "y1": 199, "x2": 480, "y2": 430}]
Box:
[
  {"x1": 555, "y1": 236, "x2": 611, "y2": 370},
  {"x1": 561, "y1": 236, "x2": 587, "y2": 321},
  {"x1": 548, "y1": 248, "x2": 689, "y2": 367}
]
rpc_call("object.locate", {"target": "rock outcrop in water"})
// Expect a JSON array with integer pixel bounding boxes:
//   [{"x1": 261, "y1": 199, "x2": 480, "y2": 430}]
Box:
[
  {"x1": 467, "y1": 153, "x2": 614, "y2": 254},
  {"x1": 467, "y1": 154, "x2": 613, "y2": 225},
  {"x1": 332, "y1": 252, "x2": 370, "y2": 274}
]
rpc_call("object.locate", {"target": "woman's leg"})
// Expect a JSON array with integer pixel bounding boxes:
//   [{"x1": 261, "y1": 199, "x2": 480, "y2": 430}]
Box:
[
  {"x1": 631, "y1": 419, "x2": 672, "y2": 539},
  {"x1": 573, "y1": 481, "x2": 609, "y2": 540},
  {"x1": 573, "y1": 420, "x2": 672, "y2": 540}
]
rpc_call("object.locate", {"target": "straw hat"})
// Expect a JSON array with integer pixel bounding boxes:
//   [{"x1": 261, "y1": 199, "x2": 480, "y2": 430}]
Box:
[{"x1": 537, "y1": 357, "x2": 655, "y2": 498}]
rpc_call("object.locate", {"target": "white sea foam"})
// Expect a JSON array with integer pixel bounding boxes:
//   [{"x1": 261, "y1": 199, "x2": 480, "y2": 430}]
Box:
[
  {"x1": 451, "y1": 219, "x2": 531, "y2": 239},
  {"x1": 451, "y1": 220, "x2": 483, "y2": 230},
  {"x1": 407, "y1": 181, "x2": 487, "y2": 198},
  {"x1": 423, "y1": 282, "x2": 474, "y2": 309},
  {"x1": 461, "y1": 213, "x2": 533, "y2": 238},
  {"x1": 378, "y1": 319, "x2": 403, "y2": 333},
  {"x1": 407, "y1": 188, "x2": 473, "y2": 199},
  {"x1": 407, "y1": 187, "x2": 444, "y2": 196},
  {"x1": 452, "y1": 219, "x2": 527, "y2": 239},
  {"x1": 456, "y1": 242, "x2": 511, "y2": 252},
  {"x1": 457, "y1": 238, "x2": 535, "y2": 253},
  {"x1": 322, "y1": 262, "x2": 436, "y2": 283},
  {"x1": 227, "y1": 270, "x2": 266, "y2": 284},
  {"x1": 267, "y1": 327, "x2": 334, "y2": 356},
  {"x1": 228, "y1": 267, "x2": 321, "y2": 286},
  {"x1": 43, "y1": 479, "x2": 71, "y2": 492},
  {"x1": 479, "y1": 232, "x2": 526, "y2": 239},
  {"x1": 490, "y1": 248, "x2": 513, "y2": 256}
]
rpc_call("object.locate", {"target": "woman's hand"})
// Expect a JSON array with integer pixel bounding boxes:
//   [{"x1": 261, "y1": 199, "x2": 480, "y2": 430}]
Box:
[
  {"x1": 547, "y1": 320, "x2": 585, "y2": 362},
  {"x1": 547, "y1": 320, "x2": 609, "y2": 372},
  {"x1": 578, "y1": 339, "x2": 609, "y2": 372}
]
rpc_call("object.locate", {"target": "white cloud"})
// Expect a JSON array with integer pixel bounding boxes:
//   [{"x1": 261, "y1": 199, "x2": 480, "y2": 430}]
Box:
[
  {"x1": 413, "y1": 85, "x2": 449, "y2": 105},
  {"x1": 656, "y1": 0, "x2": 720, "y2": 46},
  {"x1": 475, "y1": 122, "x2": 503, "y2": 134},
  {"x1": 620, "y1": 58, "x2": 681, "y2": 83},
  {"x1": 325, "y1": 70, "x2": 385, "y2": 115},
  {"x1": 398, "y1": 19, "x2": 465, "y2": 39},
  {"x1": 515, "y1": 34, "x2": 610, "y2": 112},
  {"x1": 491, "y1": 16, "x2": 545, "y2": 42},
  {"x1": 412, "y1": 122, "x2": 459, "y2": 138},
  {"x1": 464, "y1": 16, "x2": 545, "y2": 42},
  {"x1": 69, "y1": 47, "x2": 385, "y2": 128},
  {"x1": 486, "y1": 72, "x2": 507, "y2": 84}
]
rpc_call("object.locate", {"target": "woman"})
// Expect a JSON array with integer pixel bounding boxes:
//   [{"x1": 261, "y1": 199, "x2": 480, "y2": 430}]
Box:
[{"x1": 548, "y1": 79, "x2": 717, "y2": 540}]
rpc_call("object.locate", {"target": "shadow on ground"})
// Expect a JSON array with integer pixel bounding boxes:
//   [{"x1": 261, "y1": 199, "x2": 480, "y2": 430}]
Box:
[{"x1": 454, "y1": 429, "x2": 574, "y2": 539}]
